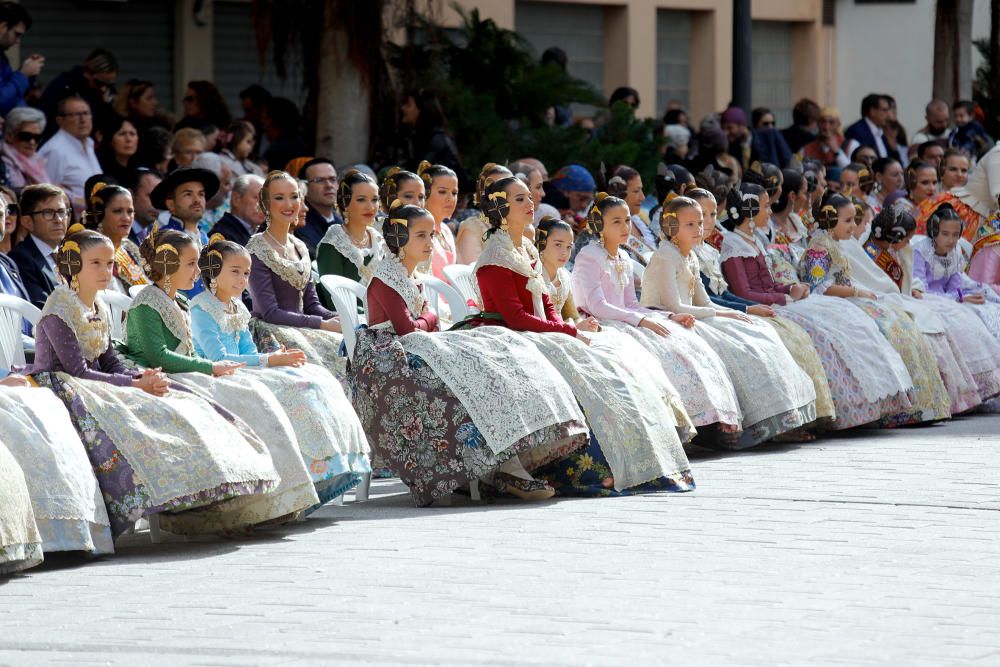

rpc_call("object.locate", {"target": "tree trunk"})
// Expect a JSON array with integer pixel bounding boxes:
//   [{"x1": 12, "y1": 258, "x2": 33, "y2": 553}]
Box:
[
  {"x1": 315, "y1": 1, "x2": 371, "y2": 165},
  {"x1": 933, "y1": 0, "x2": 974, "y2": 102}
]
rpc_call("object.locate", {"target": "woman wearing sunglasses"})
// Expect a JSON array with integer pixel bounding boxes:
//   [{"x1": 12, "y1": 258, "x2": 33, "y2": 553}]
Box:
[{"x1": 1, "y1": 106, "x2": 50, "y2": 193}]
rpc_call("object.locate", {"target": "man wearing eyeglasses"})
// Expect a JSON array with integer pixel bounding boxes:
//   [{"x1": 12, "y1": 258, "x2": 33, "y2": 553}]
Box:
[
  {"x1": 0, "y1": 2, "x2": 44, "y2": 116},
  {"x1": 9, "y1": 184, "x2": 69, "y2": 308},
  {"x1": 38, "y1": 48, "x2": 118, "y2": 138},
  {"x1": 295, "y1": 157, "x2": 343, "y2": 260},
  {"x1": 38, "y1": 96, "x2": 101, "y2": 216}
]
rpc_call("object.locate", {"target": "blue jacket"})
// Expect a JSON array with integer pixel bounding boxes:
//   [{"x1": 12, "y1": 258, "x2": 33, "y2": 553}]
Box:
[{"x1": 0, "y1": 53, "x2": 30, "y2": 117}]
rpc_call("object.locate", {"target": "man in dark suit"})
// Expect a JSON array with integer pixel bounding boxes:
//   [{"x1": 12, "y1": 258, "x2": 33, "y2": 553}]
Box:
[
  {"x1": 208, "y1": 173, "x2": 264, "y2": 246},
  {"x1": 295, "y1": 157, "x2": 343, "y2": 260},
  {"x1": 843, "y1": 94, "x2": 900, "y2": 162},
  {"x1": 10, "y1": 184, "x2": 68, "y2": 308}
]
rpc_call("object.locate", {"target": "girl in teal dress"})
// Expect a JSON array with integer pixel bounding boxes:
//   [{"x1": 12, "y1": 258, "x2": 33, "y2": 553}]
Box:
[{"x1": 190, "y1": 237, "x2": 371, "y2": 506}]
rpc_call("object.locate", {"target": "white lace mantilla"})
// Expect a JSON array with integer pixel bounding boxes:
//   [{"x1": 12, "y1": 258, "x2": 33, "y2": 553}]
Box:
[
  {"x1": 913, "y1": 235, "x2": 962, "y2": 282},
  {"x1": 543, "y1": 266, "x2": 572, "y2": 313},
  {"x1": 247, "y1": 233, "x2": 312, "y2": 292},
  {"x1": 719, "y1": 229, "x2": 763, "y2": 263},
  {"x1": 319, "y1": 224, "x2": 387, "y2": 285},
  {"x1": 371, "y1": 254, "x2": 427, "y2": 321},
  {"x1": 40, "y1": 285, "x2": 112, "y2": 362},
  {"x1": 399, "y1": 326, "x2": 584, "y2": 455},
  {"x1": 128, "y1": 285, "x2": 194, "y2": 356},
  {"x1": 473, "y1": 230, "x2": 548, "y2": 317},
  {"x1": 693, "y1": 243, "x2": 728, "y2": 295},
  {"x1": 190, "y1": 291, "x2": 251, "y2": 334}
]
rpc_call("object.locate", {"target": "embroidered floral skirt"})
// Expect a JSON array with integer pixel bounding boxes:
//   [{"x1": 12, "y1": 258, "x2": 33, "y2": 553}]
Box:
[
  {"x1": 32, "y1": 372, "x2": 279, "y2": 538},
  {"x1": 851, "y1": 298, "x2": 951, "y2": 425},
  {"x1": 775, "y1": 304, "x2": 914, "y2": 430},
  {"x1": 349, "y1": 328, "x2": 587, "y2": 507}
]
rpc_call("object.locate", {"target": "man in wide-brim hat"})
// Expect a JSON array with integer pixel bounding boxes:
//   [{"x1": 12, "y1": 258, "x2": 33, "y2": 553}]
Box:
[{"x1": 150, "y1": 167, "x2": 219, "y2": 246}]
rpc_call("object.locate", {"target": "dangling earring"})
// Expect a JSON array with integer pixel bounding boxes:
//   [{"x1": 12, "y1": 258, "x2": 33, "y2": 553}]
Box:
[
  {"x1": 163, "y1": 274, "x2": 172, "y2": 294},
  {"x1": 398, "y1": 247, "x2": 406, "y2": 261},
  {"x1": 749, "y1": 220, "x2": 757, "y2": 232},
  {"x1": 500, "y1": 217, "x2": 509, "y2": 233},
  {"x1": 209, "y1": 278, "x2": 217, "y2": 296},
  {"x1": 70, "y1": 274, "x2": 80, "y2": 292}
]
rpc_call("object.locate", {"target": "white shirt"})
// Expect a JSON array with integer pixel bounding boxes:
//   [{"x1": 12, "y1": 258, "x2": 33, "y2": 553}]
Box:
[
  {"x1": 844, "y1": 117, "x2": 888, "y2": 160},
  {"x1": 38, "y1": 129, "x2": 101, "y2": 209}
]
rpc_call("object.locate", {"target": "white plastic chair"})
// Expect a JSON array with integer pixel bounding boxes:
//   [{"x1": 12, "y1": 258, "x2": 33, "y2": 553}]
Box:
[
  {"x1": 442, "y1": 264, "x2": 480, "y2": 309},
  {"x1": 422, "y1": 276, "x2": 470, "y2": 326},
  {"x1": 319, "y1": 275, "x2": 367, "y2": 362},
  {"x1": 99, "y1": 290, "x2": 133, "y2": 341},
  {"x1": 0, "y1": 295, "x2": 40, "y2": 372},
  {"x1": 128, "y1": 284, "x2": 147, "y2": 298}
]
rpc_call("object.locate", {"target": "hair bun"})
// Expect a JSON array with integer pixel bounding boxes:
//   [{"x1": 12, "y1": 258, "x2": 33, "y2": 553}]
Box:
[
  {"x1": 388, "y1": 198, "x2": 405, "y2": 212},
  {"x1": 208, "y1": 232, "x2": 226, "y2": 246}
]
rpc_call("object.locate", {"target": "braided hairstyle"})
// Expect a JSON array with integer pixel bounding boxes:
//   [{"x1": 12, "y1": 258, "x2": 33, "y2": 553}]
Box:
[
  {"x1": 743, "y1": 161, "x2": 783, "y2": 198},
  {"x1": 381, "y1": 199, "x2": 432, "y2": 256},
  {"x1": 417, "y1": 160, "x2": 457, "y2": 191},
  {"x1": 475, "y1": 163, "x2": 513, "y2": 208},
  {"x1": 659, "y1": 195, "x2": 700, "y2": 242},
  {"x1": 771, "y1": 169, "x2": 803, "y2": 214},
  {"x1": 56, "y1": 223, "x2": 112, "y2": 286},
  {"x1": 721, "y1": 182, "x2": 765, "y2": 231},
  {"x1": 139, "y1": 227, "x2": 196, "y2": 283},
  {"x1": 606, "y1": 165, "x2": 639, "y2": 200},
  {"x1": 926, "y1": 203, "x2": 962, "y2": 239},
  {"x1": 481, "y1": 176, "x2": 518, "y2": 234},
  {"x1": 336, "y1": 168, "x2": 378, "y2": 216},
  {"x1": 199, "y1": 234, "x2": 249, "y2": 292},
  {"x1": 870, "y1": 205, "x2": 916, "y2": 244},
  {"x1": 257, "y1": 170, "x2": 299, "y2": 230},
  {"x1": 812, "y1": 192, "x2": 853, "y2": 231},
  {"x1": 851, "y1": 196, "x2": 868, "y2": 227},
  {"x1": 84, "y1": 181, "x2": 131, "y2": 231},
  {"x1": 534, "y1": 216, "x2": 573, "y2": 254},
  {"x1": 586, "y1": 192, "x2": 628, "y2": 238},
  {"x1": 379, "y1": 167, "x2": 421, "y2": 210}
]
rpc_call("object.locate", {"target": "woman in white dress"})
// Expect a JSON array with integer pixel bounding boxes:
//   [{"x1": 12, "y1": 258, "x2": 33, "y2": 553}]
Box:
[{"x1": 641, "y1": 195, "x2": 817, "y2": 446}]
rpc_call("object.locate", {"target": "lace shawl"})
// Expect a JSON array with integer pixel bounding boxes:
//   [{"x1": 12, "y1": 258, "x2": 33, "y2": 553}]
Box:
[
  {"x1": 319, "y1": 224, "x2": 387, "y2": 285},
  {"x1": 128, "y1": 284, "x2": 194, "y2": 355},
  {"x1": 190, "y1": 291, "x2": 251, "y2": 334},
  {"x1": 473, "y1": 230, "x2": 548, "y2": 317},
  {"x1": 247, "y1": 233, "x2": 311, "y2": 292},
  {"x1": 719, "y1": 229, "x2": 763, "y2": 263},
  {"x1": 41, "y1": 285, "x2": 111, "y2": 362},
  {"x1": 543, "y1": 266, "x2": 572, "y2": 313},
  {"x1": 371, "y1": 254, "x2": 426, "y2": 322},
  {"x1": 913, "y1": 235, "x2": 963, "y2": 282},
  {"x1": 693, "y1": 242, "x2": 728, "y2": 295}
]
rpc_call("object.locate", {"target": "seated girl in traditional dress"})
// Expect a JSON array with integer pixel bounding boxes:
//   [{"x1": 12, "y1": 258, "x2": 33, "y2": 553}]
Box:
[
  {"x1": 567, "y1": 189, "x2": 743, "y2": 446},
  {"x1": 84, "y1": 182, "x2": 148, "y2": 293},
  {"x1": 316, "y1": 169, "x2": 387, "y2": 311},
  {"x1": 353, "y1": 200, "x2": 589, "y2": 505},
  {"x1": 912, "y1": 205, "x2": 1000, "y2": 395},
  {"x1": 0, "y1": 424, "x2": 42, "y2": 574},
  {"x1": 455, "y1": 163, "x2": 512, "y2": 265},
  {"x1": 857, "y1": 206, "x2": 993, "y2": 412},
  {"x1": 721, "y1": 183, "x2": 915, "y2": 430},
  {"x1": 124, "y1": 226, "x2": 322, "y2": 530},
  {"x1": 463, "y1": 180, "x2": 696, "y2": 495},
  {"x1": 191, "y1": 238, "x2": 372, "y2": 507},
  {"x1": 687, "y1": 187, "x2": 837, "y2": 426},
  {"x1": 641, "y1": 195, "x2": 818, "y2": 446},
  {"x1": 22, "y1": 227, "x2": 284, "y2": 538},
  {"x1": 417, "y1": 161, "x2": 458, "y2": 280},
  {"x1": 248, "y1": 171, "x2": 345, "y2": 377},
  {"x1": 799, "y1": 192, "x2": 951, "y2": 425},
  {"x1": 535, "y1": 216, "x2": 587, "y2": 325}
]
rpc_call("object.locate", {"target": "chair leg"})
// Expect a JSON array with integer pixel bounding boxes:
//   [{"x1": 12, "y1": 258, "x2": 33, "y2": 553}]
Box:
[
  {"x1": 148, "y1": 514, "x2": 162, "y2": 544},
  {"x1": 332, "y1": 494, "x2": 344, "y2": 506},
  {"x1": 470, "y1": 479, "x2": 481, "y2": 501},
  {"x1": 354, "y1": 473, "x2": 371, "y2": 502}
]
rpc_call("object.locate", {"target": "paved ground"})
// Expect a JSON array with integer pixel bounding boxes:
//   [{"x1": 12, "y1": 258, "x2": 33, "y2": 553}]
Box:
[{"x1": 3, "y1": 414, "x2": 1000, "y2": 666}]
